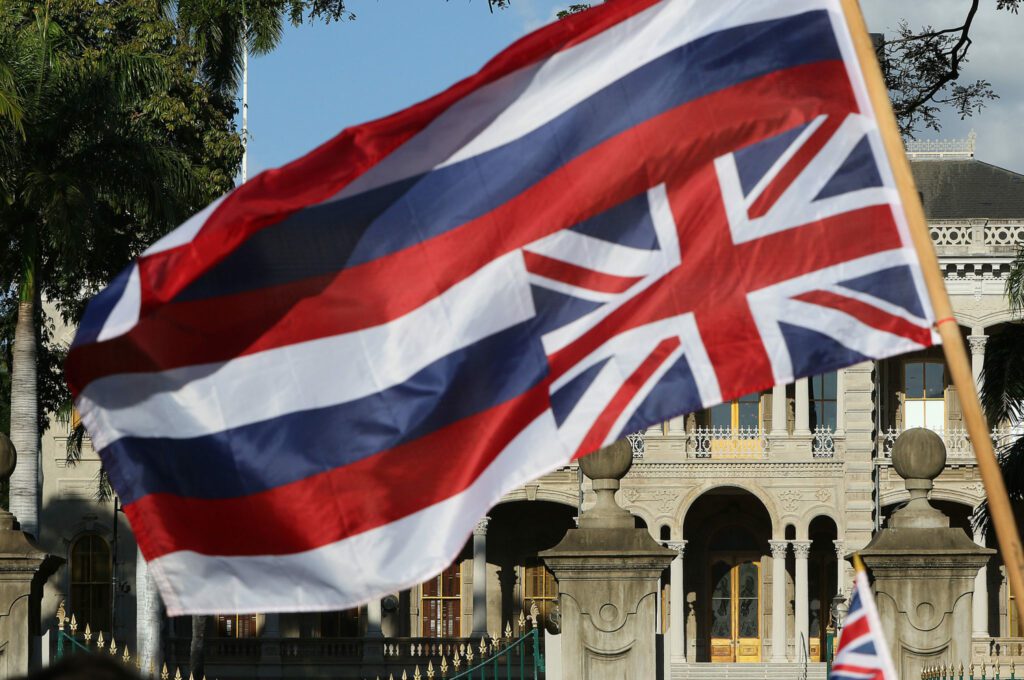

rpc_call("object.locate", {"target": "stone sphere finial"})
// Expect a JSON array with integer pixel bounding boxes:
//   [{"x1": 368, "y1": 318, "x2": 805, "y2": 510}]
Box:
[
  {"x1": 891, "y1": 428, "x2": 946, "y2": 483},
  {"x1": 579, "y1": 439, "x2": 633, "y2": 481},
  {"x1": 0, "y1": 433, "x2": 15, "y2": 482}
]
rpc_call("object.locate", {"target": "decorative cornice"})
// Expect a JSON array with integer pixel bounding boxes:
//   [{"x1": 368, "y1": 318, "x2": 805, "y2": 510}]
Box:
[
  {"x1": 626, "y1": 461, "x2": 845, "y2": 478},
  {"x1": 833, "y1": 539, "x2": 845, "y2": 560}
]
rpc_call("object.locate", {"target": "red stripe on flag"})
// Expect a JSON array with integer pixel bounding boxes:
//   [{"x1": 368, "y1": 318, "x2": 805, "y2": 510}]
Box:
[
  {"x1": 66, "y1": 62, "x2": 857, "y2": 394},
  {"x1": 830, "y1": 664, "x2": 884, "y2": 679},
  {"x1": 126, "y1": 380, "x2": 552, "y2": 560},
  {"x1": 838, "y1": 613, "x2": 871, "y2": 644},
  {"x1": 523, "y1": 250, "x2": 644, "y2": 293},
  {"x1": 793, "y1": 289, "x2": 933, "y2": 346},
  {"x1": 574, "y1": 336, "x2": 681, "y2": 457}
]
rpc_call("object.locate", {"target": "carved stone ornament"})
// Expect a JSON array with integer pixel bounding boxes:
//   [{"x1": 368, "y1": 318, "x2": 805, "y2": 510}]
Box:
[
  {"x1": 666, "y1": 540, "x2": 687, "y2": 556},
  {"x1": 968, "y1": 335, "x2": 988, "y2": 355},
  {"x1": 473, "y1": 516, "x2": 490, "y2": 536},
  {"x1": 815, "y1": 487, "x2": 833, "y2": 503},
  {"x1": 769, "y1": 540, "x2": 788, "y2": 559},
  {"x1": 792, "y1": 540, "x2": 812, "y2": 559},
  {"x1": 778, "y1": 489, "x2": 802, "y2": 512}
]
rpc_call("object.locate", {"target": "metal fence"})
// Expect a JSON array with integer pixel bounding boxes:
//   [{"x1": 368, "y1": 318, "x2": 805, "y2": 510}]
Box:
[{"x1": 922, "y1": 662, "x2": 1018, "y2": 679}]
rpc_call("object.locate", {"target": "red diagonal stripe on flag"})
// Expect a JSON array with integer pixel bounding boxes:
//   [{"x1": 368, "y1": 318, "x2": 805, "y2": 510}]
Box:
[
  {"x1": 794, "y1": 289, "x2": 933, "y2": 346},
  {"x1": 523, "y1": 250, "x2": 644, "y2": 293}
]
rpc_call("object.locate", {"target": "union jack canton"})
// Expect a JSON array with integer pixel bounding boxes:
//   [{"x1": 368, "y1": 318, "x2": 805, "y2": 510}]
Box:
[
  {"x1": 66, "y1": 0, "x2": 937, "y2": 615},
  {"x1": 830, "y1": 567, "x2": 899, "y2": 680}
]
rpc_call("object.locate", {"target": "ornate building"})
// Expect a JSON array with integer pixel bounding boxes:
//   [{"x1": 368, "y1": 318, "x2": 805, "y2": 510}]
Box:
[{"x1": 34, "y1": 134, "x2": 1024, "y2": 679}]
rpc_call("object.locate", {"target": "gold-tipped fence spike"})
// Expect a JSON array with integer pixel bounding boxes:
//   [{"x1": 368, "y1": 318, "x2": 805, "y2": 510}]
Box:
[
  {"x1": 466, "y1": 645, "x2": 474, "y2": 663},
  {"x1": 518, "y1": 609, "x2": 526, "y2": 632},
  {"x1": 189, "y1": 673, "x2": 195, "y2": 680},
  {"x1": 427, "y1": 659, "x2": 435, "y2": 679},
  {"x1": 70, "y1": 614, "x2": 78, "y2": 635},
  {"x1": 84, "y1": 623, "x2": 92, "y2": 643},
  {"x1": 122, "y1": 645, "x2": 131, "y2": 664},
  {"x1": 505, "y1": 621, "x2": 512, "y2": 639},
  {"x1": 110, "y1": 638, "x2": 118, "y2": 655},
  {"x1": 414, "y1": 666, "x2": 423, "y2": 680},
  {"x1": 174, "y1": 667, "x2": 183, "y2": 680},
  {"x1": 479, "y1": 637, "x2": 487, "y2": 654},
  {"x1": 388, "y1": 674, "x2": 394, "y2": 680},
  {"x1": 453, "y1": 654, "x2": 461, "y2": 670},
  {"x1": 161, "y1": 663, "x2": 169, "y2": 680},
  {"x1": 401, "y1": 671, "x2": 408, "y2": 680},
  {"x1": 440, "y1": 656, "x2": 448, "y2": 675},
  {"x1": 97, "y1": 631, "x2": 105, "y2": 650}
]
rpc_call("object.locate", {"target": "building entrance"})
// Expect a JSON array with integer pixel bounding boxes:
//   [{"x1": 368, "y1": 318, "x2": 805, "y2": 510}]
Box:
[{"x1": 709, "y1": 556, "x2": 761, "y2": 662}]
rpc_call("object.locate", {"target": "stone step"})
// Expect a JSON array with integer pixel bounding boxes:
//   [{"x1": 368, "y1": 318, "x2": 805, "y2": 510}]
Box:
[{"x1": 670, "y1": 662, "x2": 828, "y2": 680}]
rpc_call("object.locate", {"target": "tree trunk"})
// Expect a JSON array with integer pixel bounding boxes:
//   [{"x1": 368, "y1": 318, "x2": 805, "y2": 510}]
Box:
[
  {"x1": 9, "y1": 284, "x2": 38, "y2": 537},
  {"x1": 190, "y1": 615, "x2": 206, "y2": 678}
]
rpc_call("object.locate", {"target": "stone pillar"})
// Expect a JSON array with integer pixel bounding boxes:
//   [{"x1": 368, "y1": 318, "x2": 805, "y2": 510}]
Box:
[
  {"x1": 771, "y1": 385, "x2": 788, "y2": 437},
  {"x1": 968, "y1": 334, "x2": 988, "y2": 391},
  {"x1": 973, "y1": 526, "x2": 989, "y2": 638},
  {"x1": 136, "y1": 548, "x2": 162, "y2": 674},
  {"x1": 367, "y1": 598, "x2": 383, "y2": 637},
  {"x1": 472, "y1": 517, "x2": 490, "y2": 636},
  {"x1": 833, "y1": 540, "x2": 846, "y2": 626},
  {"x1": 793, "y1": 540, "x2": 812, "y2": 658},
  {"x1": 541, "y1": 440, "x2": 675, "y2": 680},
  {"x1": 0, "y1": 434, "x2": 57, "y2": 677},
  {"x1": 769, "y1": 540, "x2": 789, "y2": 662},
  {"x1": 667, "y1": 541, "x2": 687, "y2": 663},
  {"x1": 860, "y1": 428, "x2": 993, "y2": 680},
  {"x1": 258, "y1": 613, "x2": 282, "y2": 678},
  {"x1": 794, "y1": 378, "x2": 811, "y2": 435}
]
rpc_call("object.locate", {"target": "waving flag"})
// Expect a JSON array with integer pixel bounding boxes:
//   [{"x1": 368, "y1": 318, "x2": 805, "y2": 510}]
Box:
[
  {"x1": 830, "y1": 557, "x2": 898, "y2": 680},
  {"x1": 66, "y1": 0, "x2": 936, "y2": 615}
]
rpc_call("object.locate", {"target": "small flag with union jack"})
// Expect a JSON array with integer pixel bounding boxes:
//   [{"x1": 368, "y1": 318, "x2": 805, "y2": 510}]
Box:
[{"x1": 830, "y1": 556, "x2": 899, "y2": 680}]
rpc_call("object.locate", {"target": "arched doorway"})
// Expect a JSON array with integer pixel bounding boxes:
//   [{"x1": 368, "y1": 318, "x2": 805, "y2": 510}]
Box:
[{"x1": 683, "y1": 487, "x2": 773, "y2": 663}]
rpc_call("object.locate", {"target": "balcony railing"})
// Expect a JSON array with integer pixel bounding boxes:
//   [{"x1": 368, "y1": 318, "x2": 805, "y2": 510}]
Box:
[
  {"x1": 630, "y1": 426, "x2": 840, "y2": 459},
  {"x1": 878, "y1": 427, "x2": 1019, "y2": 459},
  {"x1": 930, "y1": 220, "x2": 1024, "y2": 250}
]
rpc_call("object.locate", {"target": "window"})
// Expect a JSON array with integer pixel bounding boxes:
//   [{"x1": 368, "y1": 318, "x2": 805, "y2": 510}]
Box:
[
  {"x1": 808, "y1": 372, "x2": 838, "y2": 431},
  {"x1": 710, "y1": 393, "x2": 761, "y2": 432},
  {"x1": 70, "y1": 534, "x2": 112, "y2": 632},
  {"x1": 904, "y1": 361, "x2": 945, "y2": 431},
  {"x1": 421, "y1": 563, "x2": 461, "y2": 637},
  {"x1": 523, "y1": 561, "x2": 558, "y2": 629},
  {"x1": 216, "y1": 614, "x2": 260, "y2": 638}
]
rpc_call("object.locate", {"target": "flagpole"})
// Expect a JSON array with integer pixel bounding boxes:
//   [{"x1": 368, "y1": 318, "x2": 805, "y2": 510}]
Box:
[{"x1": 840, "y1": 0, "x2": 1024, "y2": 626}]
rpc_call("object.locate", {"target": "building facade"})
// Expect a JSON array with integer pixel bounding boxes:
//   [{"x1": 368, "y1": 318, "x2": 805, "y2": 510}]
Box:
[{"x1": 35, "y1": 134, "x2": 1024, "y2": 678}]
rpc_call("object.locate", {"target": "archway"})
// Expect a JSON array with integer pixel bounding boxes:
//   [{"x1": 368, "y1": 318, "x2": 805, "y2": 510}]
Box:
[
  {"x1": 806, "y1": 515, "x2": 838, "y2": 661},
  {"x1": 683, "y1": 487, "x2": 773, "y2": 663}
]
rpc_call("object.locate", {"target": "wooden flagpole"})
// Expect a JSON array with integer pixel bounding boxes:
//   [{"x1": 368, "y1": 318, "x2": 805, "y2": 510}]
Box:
[{"x1": 840, "y1": 0, "x2": 1024, "y2": 625}]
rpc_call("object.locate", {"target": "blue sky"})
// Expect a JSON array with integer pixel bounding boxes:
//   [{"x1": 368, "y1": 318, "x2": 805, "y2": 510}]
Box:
[
  {"x1": 244, "y1": 1, "x2": 1024, "y2": 178},
  {"x1": 243, "y1": 0, "x2": 568, "y2": 176}
]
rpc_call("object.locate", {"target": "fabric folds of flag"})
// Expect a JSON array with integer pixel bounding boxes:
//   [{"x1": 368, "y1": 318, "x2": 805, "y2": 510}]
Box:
[
  {"x1": 830, "y1": 560, "x2": 899, "y2": 680},
  {"x1": 66, "y1": 0, "x2": 937, "y2": 615}
]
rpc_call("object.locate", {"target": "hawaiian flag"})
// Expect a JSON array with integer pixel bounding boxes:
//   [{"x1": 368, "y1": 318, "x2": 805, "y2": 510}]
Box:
[
  {"x1": 66, "y1": 0, "x2": 936, "y2": 615},
  {"x1": 830, "y1": 561, "x2": 899, "y2": 680}
]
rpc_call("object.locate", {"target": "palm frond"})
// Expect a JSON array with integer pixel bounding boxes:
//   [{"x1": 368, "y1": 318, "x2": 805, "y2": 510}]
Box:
[
  {"x1": 980, "y1": 324, "x2": 1024, "y2": 426},
  {"x1": 973, "y1": 436, "x2": 1024, "y2": 539}
]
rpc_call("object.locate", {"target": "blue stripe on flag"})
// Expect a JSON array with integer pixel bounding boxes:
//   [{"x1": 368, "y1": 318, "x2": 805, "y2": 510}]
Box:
[
  {"x1": 733, "y1": 122, "x2": 811, "y2": 197},
  {"x1": 780, "y1": 322, "x2": 870, "y2": 379},
  {"x1": 176, "y1": 11, "x2": 841, "y2": 302},
  {"x1": 72, "y1": 264, "x2": 133, "y2": 347},
  {"x1": 102, "y1": 320, "x2": 549, "y2": 503},
  {"x1": 530, "y1": 285, "x2": 605, "y2": 338},
  {"x1": 619, "y1": 353, "x2": 702, "y2": 436},
  {"x1": 814, "y1": 135, "x2": 883, "y2": 200}
]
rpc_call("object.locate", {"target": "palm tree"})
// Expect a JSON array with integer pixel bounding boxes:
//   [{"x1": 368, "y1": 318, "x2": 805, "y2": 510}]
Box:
[
  {"x1": 0, "y1": 1, "x2": 200, "y2": 536},
  {"x1": 974, "y1": 255, "x2": 1024, "y2": 537}
]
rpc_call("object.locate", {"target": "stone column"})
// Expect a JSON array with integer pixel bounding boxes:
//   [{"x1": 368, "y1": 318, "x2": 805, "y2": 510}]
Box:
[
  {"x1": 968, "y1": 334, "x2": 987, "y2": 392},
  {"x1": 667, "y1": 540, "x2": 687, "y2": 663},
  {"x1": 367, "y1": 598, "x2": 383, "y2": 637},
  {"x1": 973, "y1": 526, "x2": 989, "y2": 638},
  {"x1": 769, "y1": 540, "x2": 789, "y2": 662},
  {"x1": 795, "y1": 378, "x2": 811, "y2": 435},
  {"x1": 258, "y1": 613, "x2": 282, "y2": 678},
  {"x1": 0, "y1": 434, "x2": 57, "y2": 677},
  {"x1": 771, "y1": 385, "x2": 788, "y2": 438},
  {"x1": 793, "y1": 540, "x2": 812, "y2": 659},
  {"x1": 833, "y1": 540, "x2": 845, "y2": 598},
  {"x1": 541, "y1": 440, "x2": 675, "y2": 680},
  {"x1": 860, "y1": 428, "x2": 993, "y2": 679},
  {"x1": 136, "y1": 548, "x2": 163, "y2": 674},
  {"x1": 472, "y1": 517, "x2": 490, "y2": 636}
]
